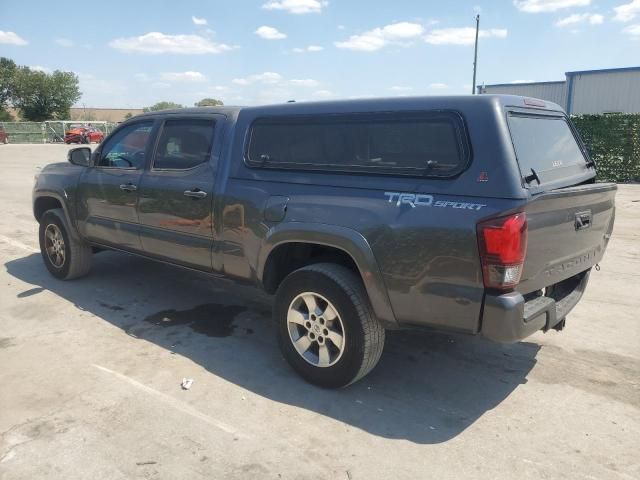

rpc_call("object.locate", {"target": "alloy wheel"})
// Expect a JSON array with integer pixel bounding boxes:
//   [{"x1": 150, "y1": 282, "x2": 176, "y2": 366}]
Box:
[{"x1": 287, "y1": 292, "x2": 346, "y2": 367}]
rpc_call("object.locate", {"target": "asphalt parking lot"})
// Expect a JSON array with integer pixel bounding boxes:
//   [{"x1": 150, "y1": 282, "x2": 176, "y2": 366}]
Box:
[{"x1": 0, "y1": 144, "x2": 638, "y2": 479}]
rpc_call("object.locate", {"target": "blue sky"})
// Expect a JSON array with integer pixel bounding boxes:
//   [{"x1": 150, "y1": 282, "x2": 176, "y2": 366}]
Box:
[{"x1": 1, "y1": 0, "x2": 639, "y2": 108}]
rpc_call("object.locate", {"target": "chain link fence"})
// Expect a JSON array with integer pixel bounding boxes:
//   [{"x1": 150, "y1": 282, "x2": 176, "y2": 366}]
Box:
[
  {"x1": 572, "y1": 113, "x2": 640, "y2": 183},
  {"x1": 0, "y1": 121, "x2": 117, "y2": 144}
]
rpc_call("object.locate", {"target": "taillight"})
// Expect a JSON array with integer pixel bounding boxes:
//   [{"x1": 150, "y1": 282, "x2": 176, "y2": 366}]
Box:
[{"x1": 477, "y1": 212, "x2": 528, "y2": 291}]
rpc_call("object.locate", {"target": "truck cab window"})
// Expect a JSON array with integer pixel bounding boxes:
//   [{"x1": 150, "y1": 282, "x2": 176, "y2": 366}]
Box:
[
  {"x1": 98, "y1": 122, "x2": 153, "y2": 169},
  {"x1": 153, "y1": 119, "x2": 215, "y2": 170}
]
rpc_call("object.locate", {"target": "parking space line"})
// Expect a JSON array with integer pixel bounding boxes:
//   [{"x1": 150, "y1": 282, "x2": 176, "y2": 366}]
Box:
[
  {"x1": 92, "y1": 364, "x2": 242, "y2": 437},
  {"x1": 0, "y1": 234, "x2": 39, "y2": 253}
]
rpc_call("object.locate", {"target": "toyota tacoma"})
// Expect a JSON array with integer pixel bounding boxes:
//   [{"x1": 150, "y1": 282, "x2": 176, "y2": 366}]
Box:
[{"x1": 33, "y1": 95, "x2": 616, "y2": 387}]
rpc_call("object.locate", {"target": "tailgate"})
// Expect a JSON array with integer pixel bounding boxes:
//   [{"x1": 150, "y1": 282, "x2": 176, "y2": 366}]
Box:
[{"x1": 518, "y1": 182, "x2": 616, "y2": 294}]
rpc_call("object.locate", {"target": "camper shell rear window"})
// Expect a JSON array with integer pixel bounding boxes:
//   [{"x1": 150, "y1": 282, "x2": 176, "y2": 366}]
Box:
[{"x1": 508, "y1": 113, "x2": 590, "y2": 186}]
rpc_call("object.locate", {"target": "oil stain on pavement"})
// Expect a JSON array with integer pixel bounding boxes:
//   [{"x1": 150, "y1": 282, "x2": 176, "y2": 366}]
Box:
[{"x1": 143, "y1": 304, "x2": 248, "y2": 337}]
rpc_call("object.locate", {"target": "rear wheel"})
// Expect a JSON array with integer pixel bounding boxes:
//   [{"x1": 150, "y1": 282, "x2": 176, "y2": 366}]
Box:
[
  {"x1": 39, "y1": 210, "x2": 92, "y2": 280},
  {"x1": 275, "y1": 263, "x2": 385, "y2": 388}
]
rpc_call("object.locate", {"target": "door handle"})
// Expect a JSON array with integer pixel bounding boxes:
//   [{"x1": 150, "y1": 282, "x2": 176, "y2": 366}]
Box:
[
  {"x1": 184, "y1": 189, "x2": 207, "y2": 199},
  {"x1": 119, "y1": 183, "x2": 137, "y2": 192}
]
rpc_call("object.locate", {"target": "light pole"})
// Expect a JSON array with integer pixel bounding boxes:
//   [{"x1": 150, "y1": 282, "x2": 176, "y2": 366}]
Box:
[{"x1": 472, "y1": 14, "x2": 480, "y2": 94}]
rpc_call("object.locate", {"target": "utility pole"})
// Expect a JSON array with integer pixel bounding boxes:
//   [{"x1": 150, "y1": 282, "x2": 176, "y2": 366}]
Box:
[{"x1": 472, "y1": 14, "x2": 480, "y2": 94}]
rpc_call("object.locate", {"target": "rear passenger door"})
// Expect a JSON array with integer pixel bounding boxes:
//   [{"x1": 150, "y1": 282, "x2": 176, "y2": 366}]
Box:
[{"x1": 137, "y1": 116, "x2": 220, "y2": 270}]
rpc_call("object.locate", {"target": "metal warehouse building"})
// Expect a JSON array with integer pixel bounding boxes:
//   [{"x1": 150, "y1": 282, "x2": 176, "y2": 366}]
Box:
[{"x1": 477, "y1": 66, "x2": 640, "y2": 114}]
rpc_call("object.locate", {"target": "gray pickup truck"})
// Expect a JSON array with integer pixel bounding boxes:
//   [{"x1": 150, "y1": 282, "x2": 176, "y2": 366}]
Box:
[{"x1": 33, "y1": 95, "x2": 616, "y2": 387}]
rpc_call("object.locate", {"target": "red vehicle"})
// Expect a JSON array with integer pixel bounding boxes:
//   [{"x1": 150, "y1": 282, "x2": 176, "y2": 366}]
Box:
[
  {"x1": 0, "y1": 126, "x2": 8, "y2": 144},
  {"x1": 64, "y1": 126, "x2": 104, "y2": 144}
]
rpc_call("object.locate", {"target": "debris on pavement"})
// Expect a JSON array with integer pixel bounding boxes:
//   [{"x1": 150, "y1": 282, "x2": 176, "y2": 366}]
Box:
[{"x1": 181, "y1": 378, "x2": 193, "y2": 390}]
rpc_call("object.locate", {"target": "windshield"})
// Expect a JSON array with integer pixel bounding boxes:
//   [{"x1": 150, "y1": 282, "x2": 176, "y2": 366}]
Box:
[{"x1": 509, "y1": 114, "x2": 589, "y2": 185}]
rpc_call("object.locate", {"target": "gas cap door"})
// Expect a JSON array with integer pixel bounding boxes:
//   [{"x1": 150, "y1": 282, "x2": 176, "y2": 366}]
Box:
[{"x1": 263, "y1": 196, "x2": 289, "y2": 222}]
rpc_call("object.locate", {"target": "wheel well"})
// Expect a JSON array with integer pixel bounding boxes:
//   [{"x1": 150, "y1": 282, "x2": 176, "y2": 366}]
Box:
[
  {"x1": 34, "y1": 197, "x2": 63, "y2": 221},
  {"x1": 262, "y1": 243, "x2": 361, "y2": 294}
]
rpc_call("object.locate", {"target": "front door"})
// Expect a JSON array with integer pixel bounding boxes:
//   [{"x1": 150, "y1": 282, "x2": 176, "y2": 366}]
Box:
[
  {"x1": 137, "y1": 117, "x2": 218, "y2": 270},
  {"x1": 76, "y1": 120, "x2": 156, "y2": 251}
]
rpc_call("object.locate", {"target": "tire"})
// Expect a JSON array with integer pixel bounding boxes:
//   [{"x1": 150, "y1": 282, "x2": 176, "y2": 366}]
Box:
[
  {"x1": 275, "y1": 263, "x2": 385, "y2": 388},
  {"x1": 39, "y1": 209, "x2": 92, "y2": 280}
]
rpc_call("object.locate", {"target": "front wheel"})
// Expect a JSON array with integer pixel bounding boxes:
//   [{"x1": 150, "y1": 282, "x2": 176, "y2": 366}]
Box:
[
  {"x1": 39, "y1": 210, "x2": 92, "y2": 280},
  {"x1": 275, "y1": 263, "x2": 385, "y2": 388}
]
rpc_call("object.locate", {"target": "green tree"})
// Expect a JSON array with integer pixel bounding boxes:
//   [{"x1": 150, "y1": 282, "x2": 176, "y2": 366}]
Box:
[
  {"x1": 0, "y1": 57, "x2": 17, "y2": 120},
  {"x1": 123, "y1": 112, "x2": 133, "y2": 120},
  {"x1": 12, "y1": 68, "x2": 81, "y2": 121},
  {"x1": 143, "y1": 101, "x2": 184, "y2": 112},
  {"x1": 0, "y1": 57, "x2": 17, "y2": 108},
  {"x1": 194, "y1": 97, "x2": 223, "y2": 107}
]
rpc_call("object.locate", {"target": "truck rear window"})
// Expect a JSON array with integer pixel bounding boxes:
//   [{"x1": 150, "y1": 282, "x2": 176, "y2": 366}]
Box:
[
  {"x1": 509, "y1": 114, "x2": 588, "y2": 185},
  {"x1": 246, "y1": 112, "x2": 469, "y2": 177}
]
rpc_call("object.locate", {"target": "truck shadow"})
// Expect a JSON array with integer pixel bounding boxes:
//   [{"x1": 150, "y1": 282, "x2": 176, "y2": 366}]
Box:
[{"x1": 5, "y1": 251, "x2": 540, "y2": 445}]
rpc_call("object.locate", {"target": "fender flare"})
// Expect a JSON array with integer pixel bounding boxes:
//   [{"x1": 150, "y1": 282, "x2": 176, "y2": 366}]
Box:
[
  {"x1": 33, "y1": 190, "x2": 81, "y2": 241},
  {"x1": 257, "y1": 222, "x2": 398, "y2": 328}
]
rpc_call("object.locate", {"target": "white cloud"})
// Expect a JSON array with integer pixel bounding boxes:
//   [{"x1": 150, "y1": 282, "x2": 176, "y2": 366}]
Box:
[
  {"x1": 555, "y1": 13, "x2": 604, "y2": 26},
  {"x1": 262, "y1": 0, "x2": 328, "y2": 14},
  {"x1": 232, "y1": 72, "x2": 284, "y2": 85},
  {"x1": 312, "y1": 90, "x2": 334, "y2": 98},
  {"x1": 255, "y1": 26, "x2": 287, "y2": 40},
  {"x1": 337, "y1": 24, "x2": 345, "y2": 30},
  {"x1": 290, "y1": 78, "x2": 319, "y2": 87},
  {"x1": 623, "y1": 23, "x2": 640, "y2": 34},
  {"x1": 424, "y1": 27, "x2": 507, "y2": 45},
  {"x1": 134, "y1": 73, "x2": 150, "y2": 81},
  {"x1": 293, "y1": 45, "x2": 324, "y2": 52},
  {"x1": 55, "y1": 38, "x2": 74, "y2": 47},
  {"x1": 30, "y1": 66, "x2": 50, "y2": 73},
  {"x1": 383, "y1": 22, "x2": 425, "y2": 38},
  {"x1": 390, "y1": 86, "x2": 413, "y2": 92},
  {"x1": 510, "y1": 79, "x2": 535, "y2": 83},
  {"x1": 514, "y1": 0, "x2": 590, "y2": 13},
  {"x1": 192, "y1": 15, "x2": 208, "y2": 25},
  {"x1": 232, "y1": 72, "x2": 320, "y2": 89},
  {"x1": 429, "y1": 83, "x2": 449, "y2": 89},
  {"x1": 590, "y1": 13, "x2": 605, "y2": 23},
  {"x1": 614, "y1": 0, "x2": 640, "y2": 22},
  {"x1": 334, "y1": 22, "x2": 425, "y2": 51},
  {"x1": 160, "y1": 71, "x2": 207, "y2": 82},
  {"x1": 0, "y1": 31, "x2": 28, "y2": 46},
  {"x1": 109, "y1": 32, "x2": 233, "y2": 54}
]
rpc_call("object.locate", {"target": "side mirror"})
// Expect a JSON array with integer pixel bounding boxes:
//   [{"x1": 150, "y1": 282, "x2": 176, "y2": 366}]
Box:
[{"x1": 68, "y1": 147, "x2": 92, "y2": 167}]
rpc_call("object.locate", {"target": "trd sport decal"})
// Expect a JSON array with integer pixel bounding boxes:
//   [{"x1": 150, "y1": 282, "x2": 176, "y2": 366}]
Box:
[{"x1": 384, "y1": 192, "x2": 486, "y2": 211}]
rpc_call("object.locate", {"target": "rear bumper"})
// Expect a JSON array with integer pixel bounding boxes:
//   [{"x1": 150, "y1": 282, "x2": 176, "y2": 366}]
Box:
[{"x1": 481, "y1": 270, "x2": 591, "y2": 343}]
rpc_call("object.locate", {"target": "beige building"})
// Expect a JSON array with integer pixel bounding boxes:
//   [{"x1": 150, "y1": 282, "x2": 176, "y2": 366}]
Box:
[{"x1": 69, "y1": 107, "x2": 144, "y2": 122}]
